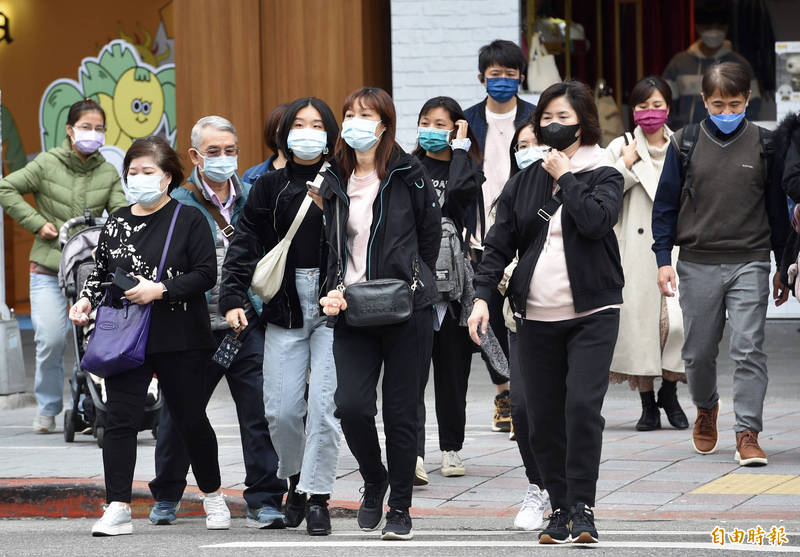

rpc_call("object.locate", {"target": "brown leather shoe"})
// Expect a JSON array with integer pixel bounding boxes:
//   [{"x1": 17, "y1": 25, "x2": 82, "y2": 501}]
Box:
[
  {"x1": 692, "y1": 402, "x2": 719, "y2": 454},
  {"x1": 735, "y1": 430, "x2": 768, "y2": 467}
]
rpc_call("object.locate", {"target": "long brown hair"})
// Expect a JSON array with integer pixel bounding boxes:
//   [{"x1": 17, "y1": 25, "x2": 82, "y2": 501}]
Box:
[{"x1": 335, "y1": 87, "x2": 400, "y2": 180}]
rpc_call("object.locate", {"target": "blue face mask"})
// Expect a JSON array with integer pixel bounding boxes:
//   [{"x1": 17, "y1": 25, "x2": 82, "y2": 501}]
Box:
[
  {"x1": 485, "y1": 77, "x2": 519, "y2": 103},
  {"x1": 202, "y1": 155, "x2": 238, "y2": 182},
  {"x1": 514, "y1": 146, "x2": 547, "y2": 170},
  {"x1": 708, "y1": 111, "x2": 746, "y2": 134},
  {"x1": 417, "y1": 127, "x2": 451, "y2": 153},
  {"x1": 125, "y1": 173, "x2": 167, "y2": 206},
  {"x1": 342, "y1": 118, "x2": 382, "y2": 152},
  {"x1": 287, "y1": 128, "x2": 328, "y2": 161}
]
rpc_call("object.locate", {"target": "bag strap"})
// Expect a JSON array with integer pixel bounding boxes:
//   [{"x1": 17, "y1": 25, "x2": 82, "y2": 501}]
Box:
[
  {"x1": 335, "y1": 196, "x2": 344, "y2": 290},
  {"x1": 758, "y1": 126, "x2": 775, "y2": 188},
  {"x1": 283, "y1": 161, "x2": 330, "y2": 245},
  {"x1": 183, "y1": 181, "x2": 235, "y2": 239},
  {"x1": 156, "y1": 203, "x2": 182, "y2": 282},
  {"x1": 532, "y1": 188, "x2": 564, "y2": 237},
  {"x1": 677, "y1": 123, "x2": 700, "y2": 203}
]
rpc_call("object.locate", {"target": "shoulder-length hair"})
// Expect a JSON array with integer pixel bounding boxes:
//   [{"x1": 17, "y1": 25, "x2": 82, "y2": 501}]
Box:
[
  {"x1": 508, "y1": 113, "x2": 537, "y2": 178},
  {"x1": 533, "y1": 80, "x2": 602, "y2": 147},
  {"x1": 277, "y1": 97, "x2": 339, "y2": 160},
  {"x1": 411, "y1": 96, "x2": 482, "y2": 164},
  {"x1": 123, "y1": 136, "x2": 184, "y2": 192},
  {"x1": 335, "y1": 87, "x2": 400, "y2": 180}
]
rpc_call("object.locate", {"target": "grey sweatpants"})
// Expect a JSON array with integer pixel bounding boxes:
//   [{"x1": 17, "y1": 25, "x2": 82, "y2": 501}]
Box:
[{"x1": 676, "y1": 260, "x2": 770, "y2": 433}]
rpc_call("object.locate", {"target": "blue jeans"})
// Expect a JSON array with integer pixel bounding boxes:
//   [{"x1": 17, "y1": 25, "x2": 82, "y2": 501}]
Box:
[
  {"x1": 29, "y1": 273, "x2": 70, "y2": 416},
  {"x1": 263, "y1": 269, "x2": 341, "y2": 495}
]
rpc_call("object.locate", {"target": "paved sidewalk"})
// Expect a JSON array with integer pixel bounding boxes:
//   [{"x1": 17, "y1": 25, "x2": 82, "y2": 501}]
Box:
[{"x1": 1, "y1": 321, "x2": 799, "y2": 521}]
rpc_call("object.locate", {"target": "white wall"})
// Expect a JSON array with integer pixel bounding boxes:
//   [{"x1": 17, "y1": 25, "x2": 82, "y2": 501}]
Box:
[{"x1": 390, "y1": 0, "x2": 520, "y2": 151}]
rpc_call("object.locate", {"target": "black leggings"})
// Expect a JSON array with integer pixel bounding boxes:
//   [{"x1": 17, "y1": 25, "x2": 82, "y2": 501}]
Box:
[
  {"x1": 103, "y1": 349, "x2": 221, "y2": 503},
  {"x1": 517, "y1": 310, "x2": 619, "y2": 511}
]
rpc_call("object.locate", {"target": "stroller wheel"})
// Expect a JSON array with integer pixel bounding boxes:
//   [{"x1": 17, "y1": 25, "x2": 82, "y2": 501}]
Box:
[
  {"x1": 64, "y1": 410, "x2": 75, "y2": 443},
  {"x1": 95, "y1": 426, "x2": 105, "y2": 449},
  {"x1": 151, "y1": 425, "x2": 158, "y2": 440}
]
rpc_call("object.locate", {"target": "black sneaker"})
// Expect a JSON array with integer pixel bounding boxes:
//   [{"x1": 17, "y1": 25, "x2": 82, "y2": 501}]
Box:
[
  {"x1": 357, "y1": 479, "x2": 388, "y2": 531},
  {"x1": 538, "y1": 508, "x2": 570, "y2": 544},
  {"x1": 284, "y1": 474, "x2": 307, "y2": 528},
  {"x1": 381, "y1": 508, "x2": 413, "y2": 540},
  {"x1": 568, "y1": 503, "x2": 598, "y2": 543},
  {"x1": 305, "y1": 497, "x2": 331, "y2": 536}
]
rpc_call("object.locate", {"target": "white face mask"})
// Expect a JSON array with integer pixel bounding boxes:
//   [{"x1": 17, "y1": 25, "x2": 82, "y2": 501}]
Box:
[
  {"x1": 700, "y1": 29, "x2": 725, "y2": 49},
  {"x1": 125, "y1": 174, "x2": 167, "y2": 206}
]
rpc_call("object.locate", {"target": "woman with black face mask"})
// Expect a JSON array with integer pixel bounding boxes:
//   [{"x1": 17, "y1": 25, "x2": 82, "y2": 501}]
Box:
[{"x1": 468, "y1": 80, "x2": 624, "y2": 545}]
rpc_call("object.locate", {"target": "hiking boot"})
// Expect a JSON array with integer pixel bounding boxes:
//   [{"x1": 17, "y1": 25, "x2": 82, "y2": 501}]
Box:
[
  {"x1": 202, "y1": 491, "x2": 231, "y2": 530},
  {"x1": 381, "y1": 508, "x2": 413, "y2": 540},
  {"x1": 735, "y1": 430, "x2": 768, "y2": 467},
  {"x1": 514, "y1": 484, "x2": 550, "y2": 530},
  {"x1": 414, "y1": 456, "x2": 429, "y2": 486},
  {"x1": 33, "y1": 413, "x2": 56, "y2": 434},
  {"x1": 492, "y1": 390, "x2": 512, "y2": 432},
  {"x1": 91, "y1": 502, "x2": 133, "y2": 537},
  {"x1": 284, "y1": 474, "x2": 307, "y2": 528},
  {"x1": 149, "y1": 500, "x2": 180, "y2": 525},
  {"x1": 357, "y1": 479, "x2": 388, "y2": 531},
  {"x1": 657, "y1": 380, "x2": 689, "y2": 429},
  {"x1": 636, "y1": 391, "x2": 661, "y2": 431},
  {"x1": 441, "y1": 450, "x2": 466, "y2": 477},
  {"x1": 568, "y1": 503, "x2": 598, "y2": 543},
  {"x1": 538, "y1": 508, "x2": 570, "y2": 544},
  {"x1": 692, "y1": 402, "x2": 720, "y2": 454},
  {"x1": 306, "y1": 496, "x2": 332, "y2": 536}
]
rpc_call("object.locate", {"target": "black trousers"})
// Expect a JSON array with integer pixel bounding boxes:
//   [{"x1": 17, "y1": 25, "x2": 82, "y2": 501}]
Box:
[
  {"x1": 104, "y1": 349, "x2": 221, "y2": 503},
  {"x1": 517, "y1": 309, "x2": 619, "y2": 511},
  {"x1": 482, "y1": 288, "x2": 510, "y2": 385},
  {"x1": 418, "y1": 310, "x2": 473, "y2": 455},
  {"x1": 508, "y1": 329, "x2": 543, "y2": 487},
  {"x1": 333, "y1": 309, "x2": 434, "y2": 511},
  {"x1": 149, "y1": 325, "x2": 285, "y2": 510}
]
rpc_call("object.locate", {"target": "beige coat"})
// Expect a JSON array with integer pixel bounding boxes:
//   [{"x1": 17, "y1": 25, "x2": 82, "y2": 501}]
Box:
[{"x1": 606, "y1": 126, "x2": 684, "y2": 376}]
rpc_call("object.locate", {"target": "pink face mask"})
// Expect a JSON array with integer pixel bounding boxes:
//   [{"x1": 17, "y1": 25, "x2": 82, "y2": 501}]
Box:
[{"x1": 633, "y1": 109, "x2": 668, "y2": 134}]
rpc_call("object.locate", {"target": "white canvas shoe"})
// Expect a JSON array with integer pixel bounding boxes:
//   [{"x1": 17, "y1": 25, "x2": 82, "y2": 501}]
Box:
[{"x1": 203, "y1": 491, "x2": 231, "y2": 530}]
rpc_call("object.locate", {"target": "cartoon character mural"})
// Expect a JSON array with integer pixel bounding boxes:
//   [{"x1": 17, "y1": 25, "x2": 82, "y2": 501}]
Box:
[{"x1": 39, "y1": 39, "x2": 176, "y2": 175}]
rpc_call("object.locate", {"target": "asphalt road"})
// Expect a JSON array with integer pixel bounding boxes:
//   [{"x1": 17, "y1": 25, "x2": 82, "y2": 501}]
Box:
[{"x1": 1, "y1": 517, "x2": 798, "y2": 556}]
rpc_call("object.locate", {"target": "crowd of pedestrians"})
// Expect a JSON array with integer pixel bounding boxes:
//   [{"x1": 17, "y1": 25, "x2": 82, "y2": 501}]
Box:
[{"x1": 1, "y1": 29, "x2": 799, "y2": 546}]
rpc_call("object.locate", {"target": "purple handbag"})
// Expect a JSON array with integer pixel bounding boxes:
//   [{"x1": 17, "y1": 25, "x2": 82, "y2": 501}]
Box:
[{"x1": 81, "y1": 204, "x2": 182, "y2": 378}]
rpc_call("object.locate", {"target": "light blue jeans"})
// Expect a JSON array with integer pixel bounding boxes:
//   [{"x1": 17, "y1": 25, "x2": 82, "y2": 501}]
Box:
[
  {"x1": 29, "y1": 273, "x2": 70, "y2": 416},
  {"x1": 263, "y1": 269, "x2": 341, "y2": 495}
]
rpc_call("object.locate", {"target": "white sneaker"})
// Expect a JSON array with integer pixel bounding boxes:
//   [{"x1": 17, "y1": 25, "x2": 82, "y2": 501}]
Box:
[
  {"x1": 441, "y1": 450, "x2": 466, "y2": 477},
  {"x1": 91, "y1": 502, "x2": 132, "y2": 536},
  {"x1": 32, "y1": 413, "x2": 56, "y2": 434},
  {"x1": 514, "y1": 484, "x2": 550, "y2": 530},
  {"x1": 414, "y1": 456, "x2": 429, "y2": 486},
  {"x1": 203, "y1": 491, "x2": 231, "y2": 530}
]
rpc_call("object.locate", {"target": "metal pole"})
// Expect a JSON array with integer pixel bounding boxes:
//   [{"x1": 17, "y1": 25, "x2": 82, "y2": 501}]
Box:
[{"x1": 0, "y1": 90, "x2": 8, "y2": 320}]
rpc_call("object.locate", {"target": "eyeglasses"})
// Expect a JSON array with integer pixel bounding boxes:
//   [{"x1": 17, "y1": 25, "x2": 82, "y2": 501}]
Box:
[
  {"x1": 195, "y1": 146, "x2": 240, "y2": 158},
  {"x1": 73, "y1": 124, "x2": 107, "y2": 133}
]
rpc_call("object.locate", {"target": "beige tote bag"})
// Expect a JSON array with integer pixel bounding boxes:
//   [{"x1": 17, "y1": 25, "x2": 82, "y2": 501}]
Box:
[{"x1": 528, "y1": 33, "x2": 561, "y2": 93}]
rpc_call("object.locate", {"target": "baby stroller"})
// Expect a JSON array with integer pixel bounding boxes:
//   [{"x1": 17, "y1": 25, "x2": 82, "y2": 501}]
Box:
[{"x1": 58, "y1": 211, "x2": 163, "y2": 448}]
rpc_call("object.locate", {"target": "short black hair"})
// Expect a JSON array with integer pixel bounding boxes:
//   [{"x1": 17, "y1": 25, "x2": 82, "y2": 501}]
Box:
[
  {"x1": 412, "y1": 96, "x2": 482, "y2": 164},
  {"x1": 277, "y1": 97, "x2": 339, "y2": 160},
  {"x1": 509, "y1": 113, "x2": 537, "y2": 177},
  {"x1": 534, "y1": 80, "x2": 602, "y2": 147},
  {"x1": 478, "y1": 39, "x2": 526, "y2": 76},
  {"x1": 67, "y1": 99, "x2": 105, "y2": 127},
  {"x1": 629, "y1": 76, "x2": 673, "y2": 109},
  {"x1": 263, "y1": 103, "x2": 289, "y2": 154},
  {"x1": 695, "y1": 0, "x2": 729, "y2": 25},
  {"x1": 123, "y1": 136, "x2": 184, "y2": 192},
  {"x1": 702, "y1": 61, "x2": 751, "y2": 99}
]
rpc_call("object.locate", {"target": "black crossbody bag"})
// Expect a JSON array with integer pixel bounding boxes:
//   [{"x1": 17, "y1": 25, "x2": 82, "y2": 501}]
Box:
[{"x1": 334, "y1": 198, "x2": 417, "y2": 327}]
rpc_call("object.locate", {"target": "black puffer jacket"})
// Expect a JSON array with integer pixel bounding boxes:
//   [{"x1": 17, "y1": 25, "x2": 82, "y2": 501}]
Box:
[
  {"x1": 320, "y1": 149, "x2": 442, "y2": 325},
  {"x1": 474, "y1": 159, "x2": 624, "y2": 317},
  {"x1": 219, "y1": 160, "x2": 330, "y2": 329}
]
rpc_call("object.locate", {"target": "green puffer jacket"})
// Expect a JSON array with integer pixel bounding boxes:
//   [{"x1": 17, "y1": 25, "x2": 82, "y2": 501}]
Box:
[{"x1": 0, "y1": 138, "x2": 127, "y2": 272}]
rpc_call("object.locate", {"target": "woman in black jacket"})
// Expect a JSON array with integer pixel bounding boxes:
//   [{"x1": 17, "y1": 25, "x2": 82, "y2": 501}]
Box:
[
  {"x1": 219, "y1": 98, "x2": 341, "y2": 536},
  {"x1": 410, "y1": 96, "x2": 483, "y2": 483},
  {"x1": 319, "y1": 87, "x2": 441, "y2": 541},
  {"x1": 468, "y1": 81, "x2": 624, "y2": 545}
]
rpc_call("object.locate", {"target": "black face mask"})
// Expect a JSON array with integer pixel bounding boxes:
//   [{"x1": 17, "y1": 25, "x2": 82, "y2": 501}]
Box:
[{"x1": 540, "y1": 122, "x2": 580, "y2": 151}]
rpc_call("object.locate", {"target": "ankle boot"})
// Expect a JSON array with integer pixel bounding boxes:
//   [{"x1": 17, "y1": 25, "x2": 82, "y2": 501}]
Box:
[
  {"x1": 306, "y1": 494, "x2": 331, "y2": 536},
  {"x1": 636, "y1": 391, "x2": 661, "y2": 431},
  {"x1": 657, "y1": 380, "x2": 689, "y2": 429}
]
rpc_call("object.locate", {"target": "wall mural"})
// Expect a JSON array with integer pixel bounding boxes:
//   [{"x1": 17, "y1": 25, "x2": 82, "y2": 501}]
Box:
[{"x1": 38, "y1": 39, "x2": 176, "y2": 175}]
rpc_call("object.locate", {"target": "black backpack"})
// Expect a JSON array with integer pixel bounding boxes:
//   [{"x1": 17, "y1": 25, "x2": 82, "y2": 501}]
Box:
[
  {"x1": 677, "y1": 122, "x2": 775, "y2": 203},
  {"x1": 435, "y1": 217, "x2": 466, "y2": 302}
]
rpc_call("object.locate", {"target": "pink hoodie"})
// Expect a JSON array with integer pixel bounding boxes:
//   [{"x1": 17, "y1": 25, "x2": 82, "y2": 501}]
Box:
[{"x1": 526, "y1": 145, "x2": 621, "y2": 321}]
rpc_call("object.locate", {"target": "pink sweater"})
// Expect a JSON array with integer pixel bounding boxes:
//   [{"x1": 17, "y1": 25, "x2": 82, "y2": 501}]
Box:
[
  {"x1": 526, "y1": 145, "x2": 620, "y2": 321},
  {"x1": 344, "y1": 170, "x2": 381, "y2": 286}
]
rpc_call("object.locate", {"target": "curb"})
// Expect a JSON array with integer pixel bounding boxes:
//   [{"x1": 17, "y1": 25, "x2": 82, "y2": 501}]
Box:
[{"x1": 0, "y1": 393, "x2": 35, "y2": 411}]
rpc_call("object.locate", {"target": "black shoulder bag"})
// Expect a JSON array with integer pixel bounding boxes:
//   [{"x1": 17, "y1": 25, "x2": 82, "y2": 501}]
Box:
[{"x1": 334, "y1": 197, "x2": 416, "y2": 327}]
